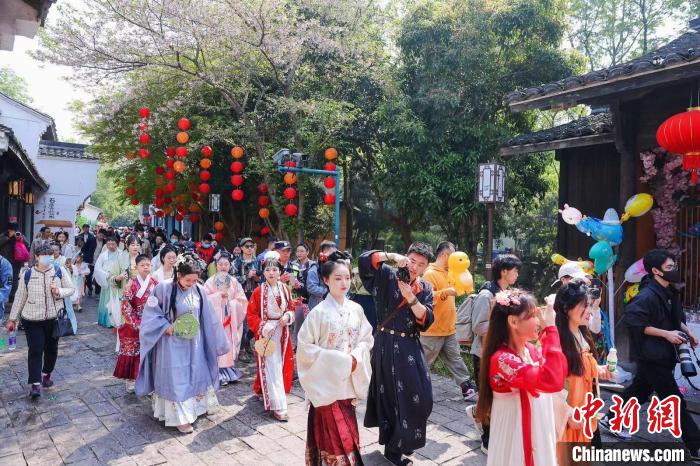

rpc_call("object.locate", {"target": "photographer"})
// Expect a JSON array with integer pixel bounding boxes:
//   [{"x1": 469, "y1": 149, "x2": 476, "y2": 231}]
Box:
[
  {"x1": 600, "y1": 249, "x2": 700, "y2": 459},
  {"x1": 0, "y1": 222, "x2": 29, "y2": 301}
]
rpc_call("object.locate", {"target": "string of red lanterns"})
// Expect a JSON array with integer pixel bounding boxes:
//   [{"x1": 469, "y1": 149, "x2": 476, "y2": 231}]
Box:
[
  {"x1": 230, "y1": 146, "x2": 245, "y2": 202},
  {"x1": 323, "y1": 148, "x2": 337, "y2": 205}
]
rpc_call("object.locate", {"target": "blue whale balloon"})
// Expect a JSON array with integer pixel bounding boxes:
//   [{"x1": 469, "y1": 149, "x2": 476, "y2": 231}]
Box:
[{"x1": 575, "y1": 213, "x2": 623, "y2": 246}]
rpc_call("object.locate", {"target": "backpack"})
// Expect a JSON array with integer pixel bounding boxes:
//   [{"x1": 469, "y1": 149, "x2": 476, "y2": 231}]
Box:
[
  {"x1": 14, "y1": 239, "x2": 30, "y2": 263},
  {"x1": 24, "y1": 263, "x2": 63, "y2": 284},
  {"x1": 455, "y1": 293, "x2": 479, "y2": 345}
]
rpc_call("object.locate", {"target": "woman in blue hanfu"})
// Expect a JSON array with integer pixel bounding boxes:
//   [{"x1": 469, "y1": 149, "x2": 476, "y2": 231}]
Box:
[{"x1": 135, "y1": 252, "x2": 230, "y2": 434}]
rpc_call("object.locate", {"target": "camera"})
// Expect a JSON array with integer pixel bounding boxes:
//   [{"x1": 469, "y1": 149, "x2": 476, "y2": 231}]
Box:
[
  {"x1": 590, "y1": 287, "x2": 601, "y2": 300},
  {"x1": 14, "y1": 232, "x2": 20, "y2": 238},
  {"x1": 396, "y1": 266, "x2": 410, "y2": 284},
  {"x1": 677, "y1": 332, "x2": 698, "y2": 377}
]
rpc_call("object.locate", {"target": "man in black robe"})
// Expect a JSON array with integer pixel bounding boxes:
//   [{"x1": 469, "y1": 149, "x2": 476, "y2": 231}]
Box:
[{"x1": 359, "y1": 242, "x2": 435, "y2": 466}]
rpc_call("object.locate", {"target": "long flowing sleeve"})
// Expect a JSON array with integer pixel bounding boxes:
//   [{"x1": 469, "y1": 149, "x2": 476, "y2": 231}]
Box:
[
  {"x1": 349, "y1": 314, "x2": 374, "y2": 399},
  {"x1": 230, "y1": 279, "x2": 248, "y2": 326},
  {"x1": 135, "y1": 283, "x2": 172, "y2": 397},
  {"x1": 246, "y1": 287, "x2": 263, "y2": 338},
  {"x1": 199, "y1": 285, "x2": 231, "y2": 357},
  {"x1": 121, "y1": 285, "x2": 140, "y2": 330},
  {"x1": 93, "y1": 252, "x2": 109, "y2": 289},
  {"x1": 490, "y1": 326, "x2": 567, "y2": 394}
]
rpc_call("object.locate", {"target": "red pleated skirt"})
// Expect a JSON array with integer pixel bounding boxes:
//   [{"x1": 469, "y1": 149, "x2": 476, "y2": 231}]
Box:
[
  {"x1": 305, "y1": 399, "x2": 363, "y2": 466},
  {"x1": 113, "y1": 325, "x2": 140, "y2": 380}
]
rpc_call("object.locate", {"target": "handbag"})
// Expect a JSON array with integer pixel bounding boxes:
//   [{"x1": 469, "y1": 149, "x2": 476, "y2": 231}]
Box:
[{"x1": 53, "y1": 307, "x2": 75, "y2": 338}]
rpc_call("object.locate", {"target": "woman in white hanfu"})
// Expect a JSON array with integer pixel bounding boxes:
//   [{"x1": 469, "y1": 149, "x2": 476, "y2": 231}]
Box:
[{"x1": 297, "y1": 251, "x2": 374, "y2": 466}]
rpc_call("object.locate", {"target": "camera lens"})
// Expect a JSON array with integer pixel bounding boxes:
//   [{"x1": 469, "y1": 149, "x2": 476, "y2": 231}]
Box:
[{"x1": 678, "y1": 334, "x2": 697, "y2": 377}]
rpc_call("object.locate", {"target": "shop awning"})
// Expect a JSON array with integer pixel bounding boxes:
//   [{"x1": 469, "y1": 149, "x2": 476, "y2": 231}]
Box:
[{"x1": 36, "y1": 219, "x2": 73, "y2": 228}]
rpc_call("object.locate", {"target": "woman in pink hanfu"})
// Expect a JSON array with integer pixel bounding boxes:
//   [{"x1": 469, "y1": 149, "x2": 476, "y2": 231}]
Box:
[{"x1": 204, "y1": 252, "x2": 249, "y2": 385}]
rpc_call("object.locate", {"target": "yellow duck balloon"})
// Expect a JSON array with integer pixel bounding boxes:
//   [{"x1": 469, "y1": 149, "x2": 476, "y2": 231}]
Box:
[
  {"x1": 551, "y1": 253, "x2": 595, "y2": 276},
  {"x1": 448, "y1": 252, "x2": 474, "y2": 296}
]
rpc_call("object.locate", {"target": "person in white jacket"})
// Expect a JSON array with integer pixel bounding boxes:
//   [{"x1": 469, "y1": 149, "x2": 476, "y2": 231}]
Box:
[{"x1": 297, "y1": 250, "x2": 373, "y2": 465}]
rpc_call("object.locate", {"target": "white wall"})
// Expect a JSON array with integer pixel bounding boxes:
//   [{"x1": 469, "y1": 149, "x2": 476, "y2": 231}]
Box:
[{"x1": 0, "y1": 94, "x2": 51, "y2": 156}]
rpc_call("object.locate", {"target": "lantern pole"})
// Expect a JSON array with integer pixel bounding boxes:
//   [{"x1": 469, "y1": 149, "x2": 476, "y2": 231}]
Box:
[
  {"x1": 278, "y1": 166, "x2": 341, "y2": 247},
  {"x1": 485, "y1": 203, "x2": 494, "y2": 281}
]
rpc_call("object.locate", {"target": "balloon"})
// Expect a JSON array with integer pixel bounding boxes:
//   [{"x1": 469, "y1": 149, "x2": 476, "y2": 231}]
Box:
[
  {"x1": 589, "y1": 241, "x2": 617, "y2": 275},
  {"x1": 178, "y1": 117, "x2": 191, "y2": 131},
  {"x1": 621, "y1": 193, "x2": 654, "y2": 222},
  {"x1": 214, "y1": 222, "x2": 225, "y2": 231},
  {"x1": 176, "y1": 132, "x2": 189, "y2": 144},
  {"x1": 624, "y1": 258, "x2": 647, "y2": 283},
  {"x1": 559, "y1": 204, "x2": 582, "y2": 225},
  {"x1": 576, "y1": 215, "x2": 623, "y2": 246},
  {"x1": 324, "y1": 148, "x2": 337, "y2": 160},
  {"x1": 284, "y1": 204, "x2": 298, "y2": 217},
  {"x1": 447, "y1": 252, "x2": 474, "y2": 296},
  {"x1": 231, "y1": 146, "x2": 244, "y2": 159},
  {"x1": 201, "y1": 146, "x2": 212, "y2": 157}
]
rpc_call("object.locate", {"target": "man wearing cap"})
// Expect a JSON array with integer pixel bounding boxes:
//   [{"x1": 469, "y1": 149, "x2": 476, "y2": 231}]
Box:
[
  {"x1": 552, "y1": 262, "x2": 602, "y2": 335},
  {"x1": 0, "y1": 222, "x2": 29, "y2": 301},
  {"x1": 274, "y1": 241, "x2": 298, "y2": 289}
]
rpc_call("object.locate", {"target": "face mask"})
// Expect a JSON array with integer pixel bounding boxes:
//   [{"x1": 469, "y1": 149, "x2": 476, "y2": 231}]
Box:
[
  {"x1": 202, "y1": 242, "x2": 211, "y2": 248},
  {"x1": 659, "y1": 267, "x2": 681, "y2": 283},
  {"x1": 38, "y1": 256, "x2": 53, "y2": 266},
  {"x1": 171, "y1": 239, "x2": 178, "y2": 244}
]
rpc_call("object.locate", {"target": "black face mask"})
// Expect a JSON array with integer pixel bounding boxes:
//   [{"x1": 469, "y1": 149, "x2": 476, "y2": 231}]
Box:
[{"x1": 658, "y1": 267, "x2": 681, "y2": 283}]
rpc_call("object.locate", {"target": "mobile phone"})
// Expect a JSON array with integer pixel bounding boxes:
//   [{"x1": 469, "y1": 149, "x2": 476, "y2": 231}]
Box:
[{"x1": 396, "y1": 266, "x2": 410, "y2": 284}]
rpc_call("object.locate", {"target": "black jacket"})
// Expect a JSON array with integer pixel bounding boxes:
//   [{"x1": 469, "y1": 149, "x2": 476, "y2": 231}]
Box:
[
  {"x1": 624, "y1": 276, "x2": 685, "y2": 366},
  {"x1": 80, "y1": 233, "x2": 97, "y2": 264}
]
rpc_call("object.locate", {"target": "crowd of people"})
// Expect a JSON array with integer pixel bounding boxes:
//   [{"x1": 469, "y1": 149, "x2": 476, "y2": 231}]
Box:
[{"x1": 0, "y1": 220, "x2": 699, "y2": 465}]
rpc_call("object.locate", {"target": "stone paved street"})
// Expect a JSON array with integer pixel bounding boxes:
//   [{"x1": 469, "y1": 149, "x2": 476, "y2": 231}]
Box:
[{"x1": 0, "y1": 295, "x2": 485, "y2": 465}]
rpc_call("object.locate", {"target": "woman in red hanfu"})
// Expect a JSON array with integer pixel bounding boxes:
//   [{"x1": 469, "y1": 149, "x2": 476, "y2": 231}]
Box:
[
  {"x1": 246, "y1": 252, "x2": 295, "y2": 421},
  {"x1": 114, "y1": 254, "x2": 158, "y2": 393},
  {"x1": 475, "y1": 289, "x2": 567, "y2": 466}
]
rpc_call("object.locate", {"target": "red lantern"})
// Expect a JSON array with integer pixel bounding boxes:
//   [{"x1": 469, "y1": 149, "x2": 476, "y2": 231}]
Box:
[
  {"x1": 165, "y1": 170, "x2": 176, "y2": 180},
  {"x1": 155, "y1": 188, "x2": 164, "y2": 197},
  {"x1": 324, "y1": 147, "x2": 337, "y2": 160},
  {"x1": 139, "y1": 107, "x2": 150, "y2": 118},
  {"x1": 258, "y1": 183, "x2": 268, "y2": 193},
  {"x1": 230, "y1": 161, "x2": 244, "y2": 173},
  {"x1": 258, "y1": 195, "x2": 270, "y2": 207},
  {"x1": 214, "y1": 221, "x2": 225, "y2": 231},
  {"x1": 164, "y1": 197, "x2": 173, "y2": 204},
  {"x1": 284, "y1": 204, "x2": 298, "y2": 217},
  {"x1": 657, "y1": 107, "x2": 700, "y2": 184},
  {"x1": 199, "y1": 183, "x2": 211, "y2": 194},
  {"x1": 324, "y1": 162, "x2": 336, "y2": 172},
  {"x1": 190, "y1": 214, "x2": 200, "y2": 222},
  {"x1": 259, "y1": 208, "x2": 270, "y2": 219},
  {"x1": 176, "y1": 147, "x2": 188, "y2": 158},
  {"x1": 176, "y1": 132, "x2": 189, "y2": 144},
  {"x1": 155, "y1": 210, "x2": 165, "y2": 218},
  {"x1": 284, "y1": 160, "x2": 296, "y2": 168},
  {"x1": 125, "y1": 187, "x2": 136, "y2": 196},
  {"x1": 126, "y1": 152, "x2": 136, "y2": 160},
  {"x1": 155, "y1": 166, "x2": 165, "y2": 175},
  {"x1": 200, "y1": 158, "x2": 212, "y2": 169},
  {"x1": 131, "y1": 198, "x2": 139, "y2": 206},
  {"x1": 138, "y1": 148, "x2": 150, "y2": 159},
  {"x1": 175, "y1": 213, "x2": 185, "y2": 221},
  {"x1": 230, "y1": 175, "x2": 243, "y2": 186},
  {"x1": 178, "y1": 117, "x2": 191, "y2": 131},
  {"x1": 137, "y1": 122, "x2": 148, "y2": 132},
  {"x1": 201, "y1": 146, "x2": 213, "y2": 157},
  {"x1": 214, "y1": 232, "x2": 224, "y2": 242},
  {"x1": 155, "y1": 198, "x2": 165, "y2": 208},
  {"x1": 231, "y1": 189, "x2": 245, "y2": 201},
  {"x1": 324, "y1": 177, "x2": 336, "y2": 189},
  {"x1": 173, "y1": 161, "x2": 185, "y2": 173},
  {"x1": 165, "y1": 159, "x2": 175, "y2": 168},
  {"x1": 139, "y1": 133, "x2": 151, "y2": 144},
  {"x1": 260, "y1": 226, "x2": 271, "y2": 235},
  {"x1": 165, "y1": 183, "x2": 176, "y2": 193},
  {"x1": 166, "y1": 147, "x2": 176, "y2": 157},
  {"x1": 200, "y1": 170, "x2": 211, "y2": 181},
  {"x1": 283, "y1": 187, "x2": 297, "y2": 200},
  {"x1": 324, "y1": 193, "x2": 335, "y2": 205}
]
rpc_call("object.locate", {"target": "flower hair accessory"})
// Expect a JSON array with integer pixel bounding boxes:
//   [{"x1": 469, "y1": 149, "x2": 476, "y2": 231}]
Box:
[{"x1": 495, "y1": 290, "x2": 521, "y2": 307}]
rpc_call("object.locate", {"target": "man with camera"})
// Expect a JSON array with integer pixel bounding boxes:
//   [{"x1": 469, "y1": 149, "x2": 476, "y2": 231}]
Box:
[
  {"x1": 600, "y1": 249, "x2": 700, "y2": 460},
  {"x1": 0, "y1": 222, "x2": 29, "y2": 302}
]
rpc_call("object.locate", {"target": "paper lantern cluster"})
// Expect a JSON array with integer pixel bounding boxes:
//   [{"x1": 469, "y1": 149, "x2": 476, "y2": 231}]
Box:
[
  {"x1": 282, "y1": 161, "x2": 298, "y2": 217},
  {"x1": 137, "y1": 107, "x2": 151, "y2": 161},
  {"x1": 656, "y1": 107, "x2": 700, "y2": 184},
  {"x1": 214, "y1": 220, "x2": 225, "y2": 242},
  {"x1": 199, "y1": 144, "x2": 212, "y2": 196},
  {"x1": 230, "y1": 146, "x2": 245, "y2": 201},
  {"x1": 323, "y1": 148, "x2": 337, "y2": 205}
]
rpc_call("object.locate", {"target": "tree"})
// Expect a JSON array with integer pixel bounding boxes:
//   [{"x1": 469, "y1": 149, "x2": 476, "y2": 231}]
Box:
[
  {"x1": 0, "y1": 66, "x2": 32, "y2": 104},
  {"x1": 567, "y1": 0, "x2": 687, "y2": 70},
  {"x1": 37, "y1": 0, "x2": 386, "y2": 243}
]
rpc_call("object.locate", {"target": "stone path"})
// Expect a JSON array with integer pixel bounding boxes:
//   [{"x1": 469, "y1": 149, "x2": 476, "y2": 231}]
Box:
[{"x1": 0, "y1": 296, "x2": 485, "y2": 465}]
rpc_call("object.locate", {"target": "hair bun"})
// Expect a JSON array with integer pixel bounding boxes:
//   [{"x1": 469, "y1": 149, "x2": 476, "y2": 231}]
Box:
[{"x1": 327, "y1": 250, "x2": 351, "y2": 263}]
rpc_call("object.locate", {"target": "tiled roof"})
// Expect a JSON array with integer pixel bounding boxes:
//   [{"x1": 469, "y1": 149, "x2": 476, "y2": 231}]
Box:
[
  {"x1": 502, "y1": 112, "x2": 613, "y2": 147},
  {"x1": 0, "y1": 123, "x2": 48, "y2": 190},
  {"x1": 38, "y1": 140, "x2": 98, "y2": 161},
  {"x1": 504, "y1": 29, "x2": 700, "y2": 106}
]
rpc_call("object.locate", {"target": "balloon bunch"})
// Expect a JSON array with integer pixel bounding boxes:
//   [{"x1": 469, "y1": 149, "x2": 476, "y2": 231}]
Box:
[
  {"x1": 551, "y1": 253, "x2": 594, "y2": 275},
  {"x1": 230, "y1": 146, "x2": 244, "y2": 201}
]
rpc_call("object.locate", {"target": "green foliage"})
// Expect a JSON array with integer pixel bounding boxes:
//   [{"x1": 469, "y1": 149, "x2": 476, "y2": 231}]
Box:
[
  {"x1": 89, "y1": 169, "x2": 140, "y2": 224},
  {"x1": 0, "y1": 67, "x2": 32, "y2": 104}
]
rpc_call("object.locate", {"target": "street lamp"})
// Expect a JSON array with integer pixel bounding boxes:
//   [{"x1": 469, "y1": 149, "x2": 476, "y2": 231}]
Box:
[
  {"x1": 209, "y1": 193, "x2": 221, "y2": 212},
  {"x1": 477, "y1": 163, "x2": 506, "y2": 280}
]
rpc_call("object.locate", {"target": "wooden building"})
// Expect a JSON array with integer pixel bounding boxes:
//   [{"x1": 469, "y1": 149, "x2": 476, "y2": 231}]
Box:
[{"x1": 500, "y1": 22, "x2": 700, "y2": 315}]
